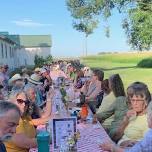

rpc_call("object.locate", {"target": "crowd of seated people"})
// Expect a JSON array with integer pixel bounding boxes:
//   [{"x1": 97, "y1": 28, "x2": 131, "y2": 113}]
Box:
[{"x1": 0, "y1": 60, "x2": 152, "y2": 152}]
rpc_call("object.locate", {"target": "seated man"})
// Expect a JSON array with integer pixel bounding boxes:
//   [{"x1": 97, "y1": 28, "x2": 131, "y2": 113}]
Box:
[{"x1": 0, "y1": 101, "x2": 20, "y2": 152}]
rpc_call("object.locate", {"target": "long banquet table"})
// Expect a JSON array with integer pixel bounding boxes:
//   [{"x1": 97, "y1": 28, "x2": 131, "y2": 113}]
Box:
[
  {"x1": 29, "y1": 114, "x2": 110, "y2": 152},
  {"x1": 29, "y1": 80, "x2": 110, "y2": 152}
]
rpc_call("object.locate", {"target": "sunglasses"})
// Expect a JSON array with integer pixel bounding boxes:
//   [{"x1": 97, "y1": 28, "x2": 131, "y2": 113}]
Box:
[{"x1": 17, "y1": 99, "x2": 30, "y2": 105}]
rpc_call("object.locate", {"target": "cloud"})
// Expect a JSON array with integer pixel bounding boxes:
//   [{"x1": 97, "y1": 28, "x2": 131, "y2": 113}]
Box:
[{"x1": 11, "y1": 19, "x2": 52, "y2": 27}]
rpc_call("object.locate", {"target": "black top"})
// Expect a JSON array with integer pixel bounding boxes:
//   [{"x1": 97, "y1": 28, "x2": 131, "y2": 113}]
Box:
[{"x1": 0, "y1": 142, "x2": 7, "y2": 152}]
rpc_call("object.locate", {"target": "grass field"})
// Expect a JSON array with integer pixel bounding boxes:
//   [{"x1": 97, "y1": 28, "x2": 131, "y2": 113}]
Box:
[{"x1": 81, "y1": 52, "x2": 152, "y2": 91}]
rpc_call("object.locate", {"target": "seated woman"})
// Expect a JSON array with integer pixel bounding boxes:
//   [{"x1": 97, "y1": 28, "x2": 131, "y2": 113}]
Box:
[
  {"x1": 100, "y1": 99, "x2": 152, "y2": 152},
  {"x1": 74, "y1": 69, "x2": 85, "y2": 89},
  {"x1": 50, "y1": 64, "x2": 67, "y2": 81},
  {"x1": 101, "y1": 79, "x2": 111, "y2": 97},
  {"x1": 66, "y1": 64, "x2": 77, "y2": 82},
  {"x1": 5, "y1": 90, "x2": 37, "y2": 152},
  {"x1": 81, "y1": 69, "x2": 104, "y2": 114},
  {"x1": 114, "y1": 82, "x2": 151, "y2": 147},
  {"x1": 96, "y1": 79, "x2": 110, "y2": 108},
  {"x1": 83, "y1": 66, "x2": 92, "y2": 77},
  {"x1": 24, "y1": 85, "x2": 54, "y2": 126},
  {"x1": 0, "y1": 84, "x2": 4, "y2": 100},
  {"x1": 96, "y1": 74, "x2": 127, "y2": 136}
]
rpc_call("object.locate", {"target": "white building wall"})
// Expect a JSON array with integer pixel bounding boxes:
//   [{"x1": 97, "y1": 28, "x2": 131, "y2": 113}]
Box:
[
  {"x1": 0, "y1": 39, "x2": 17, "y2": 70},
  {"x1": 16, "y1": 47, "x2": 51, "y2": 66}
]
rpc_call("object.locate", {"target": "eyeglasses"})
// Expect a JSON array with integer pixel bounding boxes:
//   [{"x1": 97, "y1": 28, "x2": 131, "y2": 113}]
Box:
[
  {"x1": 17, "y1": 99, "x2": 30, "y2": 105},
  {"x1": 131, "y1": 99, "x2": 145, "y2": 103}
]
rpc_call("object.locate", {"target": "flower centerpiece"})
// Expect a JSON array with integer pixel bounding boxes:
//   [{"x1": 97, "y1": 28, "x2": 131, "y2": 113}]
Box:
[
  {"x1": 60, "y1": 84, "x2": 68, "y2": 110},
  {"x1": 67, "y1": 130, "x2": 80, "y2": 152}
]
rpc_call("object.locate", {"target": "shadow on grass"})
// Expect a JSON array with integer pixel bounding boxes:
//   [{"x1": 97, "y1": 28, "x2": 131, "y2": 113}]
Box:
[{"x1": 91, "y1": 66, "x2": 137, "y2": 71}]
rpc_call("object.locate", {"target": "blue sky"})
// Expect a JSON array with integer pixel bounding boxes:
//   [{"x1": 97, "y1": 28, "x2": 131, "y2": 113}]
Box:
[{"x1": 0, "y1": 0, "x2": 131, "y2": 57}]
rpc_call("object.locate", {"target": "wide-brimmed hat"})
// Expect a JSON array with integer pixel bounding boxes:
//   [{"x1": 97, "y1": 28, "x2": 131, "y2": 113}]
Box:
[
  {"x1": 27, "y1": 74, "x2": 43, "y2": 85},
  {"x1": 40, "y1": 68, "x2": 47, "y2": 74},
  {"x1": 34, "y1": 67, "x2": 41, "y2": 72},
  {"x1": 9, "y1": 74, "x2": 23, "y2": 84}
]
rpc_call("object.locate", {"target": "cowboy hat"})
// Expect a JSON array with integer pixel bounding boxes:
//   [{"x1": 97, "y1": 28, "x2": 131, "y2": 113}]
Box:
[
  {"x1": 9, "y1": 74, "x2": 23, "y2": 84},
  {"x1": 27, "y1": 74, "x2": 43, "y2": 85}
]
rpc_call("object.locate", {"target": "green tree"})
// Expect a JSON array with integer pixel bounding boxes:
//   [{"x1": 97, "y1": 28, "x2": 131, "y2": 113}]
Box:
[
  {"x1": 45, "y1": 55, "x2": 53, "y2": 64},
  {"x1": 67, "y1": 0, "x2": 152, "y2": 51},
  {"x1": 34, "y1": 55, "x2": 53, "y2": 67},
  {"x1": 67, "y1": 0, "x2": 99, "y2": 56},
  {"x1": 34, "y1": 55, "x2": 45, "y2": 67}
]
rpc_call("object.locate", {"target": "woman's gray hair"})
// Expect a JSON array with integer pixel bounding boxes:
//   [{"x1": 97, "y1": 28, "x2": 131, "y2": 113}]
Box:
[
  {"x1": 147, "y1": 102, "x2": 152, "y2": 116},
  {"x1": 0, "y1": 101, "x2": 21, "y2": 117},
  {"x1": 127, "y1": 82, "x2": 151, "y2": 105}
]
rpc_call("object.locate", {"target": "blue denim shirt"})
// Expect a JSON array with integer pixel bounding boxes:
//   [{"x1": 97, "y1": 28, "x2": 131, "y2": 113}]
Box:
[{"x1": 125, "y1": 129, "x2": 152, "y2": 152}]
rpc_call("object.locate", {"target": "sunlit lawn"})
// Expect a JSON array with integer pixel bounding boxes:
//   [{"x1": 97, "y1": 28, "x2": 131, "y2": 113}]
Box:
[{"x1": 81, "y1": 52, "x2": 152, "y2": 91}]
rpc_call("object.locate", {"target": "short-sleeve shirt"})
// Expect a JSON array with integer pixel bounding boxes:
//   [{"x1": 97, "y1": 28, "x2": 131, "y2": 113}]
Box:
[
  {"x1": 118, "y1": 114, "x2": 149, "y2": 145},
  {"x1": 4, "y1": 115, "x2": 36, "y2": 152}
]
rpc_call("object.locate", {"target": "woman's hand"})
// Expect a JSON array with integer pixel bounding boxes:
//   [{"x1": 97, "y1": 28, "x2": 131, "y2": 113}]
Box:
[
  {"x1": 92, "y1": 114, "x2": 98, "y2": 124},
  {"x1": 126, "y1": 110, "x2": 137, "y2": 119},
  {"x1": 99, "y1": 140, "x2": 114, "y2": 151},
  {"x1": 46, "y1": 88, "x2": 55, "y2": 101},
  {"x1": 120, "y1": 140, "x2": 137, "y2": 148},
  {"x1": 100, "y1": 141, "x2": 124, "y2": 152}
]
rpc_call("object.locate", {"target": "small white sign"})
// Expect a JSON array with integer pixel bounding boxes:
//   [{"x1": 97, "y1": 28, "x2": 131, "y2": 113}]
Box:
[{"x1": 52, "y1": 117, "x2": 77, "y2": 150}]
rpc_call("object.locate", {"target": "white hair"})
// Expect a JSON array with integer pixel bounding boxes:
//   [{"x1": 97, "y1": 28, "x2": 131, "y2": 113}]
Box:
[{"x1": 147, "y1": 101, "x2": 152, "y2": 117}]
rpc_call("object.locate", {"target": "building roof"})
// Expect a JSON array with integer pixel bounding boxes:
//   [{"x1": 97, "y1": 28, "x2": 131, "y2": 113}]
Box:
[
  {"x1": 10, "y1": 35, "x2": 52, "y2": 47},
  {"x1": 0, "y1": 32, "x2": 52, "y2": 48},
  {"x1": 0, "y1": 35, "x2": 16, "y2": 45}
]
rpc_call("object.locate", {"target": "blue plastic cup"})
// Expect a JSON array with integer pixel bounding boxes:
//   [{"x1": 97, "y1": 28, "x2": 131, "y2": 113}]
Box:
[{"x1": 37, "y1": 131, "x2": 50, "y2": 152}]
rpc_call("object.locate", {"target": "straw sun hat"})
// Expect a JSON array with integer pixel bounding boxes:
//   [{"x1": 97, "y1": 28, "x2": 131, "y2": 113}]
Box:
[
  {"x1": 27, "y1": 74, "x2": 43, "y2": 85},
  {"x1": 34, "y1": 67, "x2": 41, "y2": 72}
]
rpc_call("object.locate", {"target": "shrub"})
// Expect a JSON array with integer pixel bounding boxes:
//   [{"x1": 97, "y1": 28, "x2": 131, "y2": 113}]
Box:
[
  {"x1": 34, "y1": 55, "x2": 53, "y2": 67},
  {"x1": 34, "y1": 55, "x2": 45, "y2": 68},
  {"x1": 45, "y1": 55, "x2": 53, "y2": 65},
  {"x1": 137, "y1": 58, "x2": 152, "y2": 68}
]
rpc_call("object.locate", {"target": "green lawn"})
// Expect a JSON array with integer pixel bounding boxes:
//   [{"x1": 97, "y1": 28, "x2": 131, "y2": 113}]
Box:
[{"x1": 81, "y1": 52, "x2": 152, "y2": 91}]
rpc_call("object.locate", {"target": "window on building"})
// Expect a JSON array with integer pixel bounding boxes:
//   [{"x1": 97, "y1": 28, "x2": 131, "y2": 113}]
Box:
[
  {"x1": 9, "y1": 46, "x2": 12, "y2": 58},
  {"x1": 12, "y1": 48, "x2": 14, "y2": 57},
  {"x1": 1, "y1": 43, "x2": 4, "y2": 58},
  {"x1": 5, "y1": 44, "x2": 7, "y2": 58}
]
